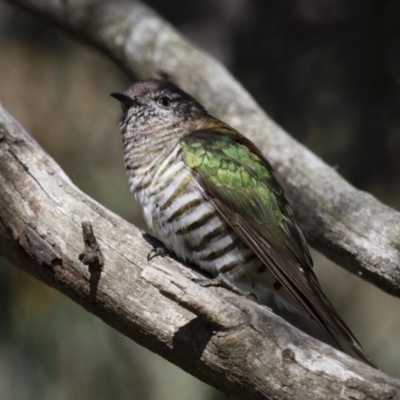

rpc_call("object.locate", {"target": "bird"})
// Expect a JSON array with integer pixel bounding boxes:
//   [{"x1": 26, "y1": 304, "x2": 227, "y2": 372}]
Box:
[{"x1": 111, "y1": 78, "x2": 377, "y2": 369}]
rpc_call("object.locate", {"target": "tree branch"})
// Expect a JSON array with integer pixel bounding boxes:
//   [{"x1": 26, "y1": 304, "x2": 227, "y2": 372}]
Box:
[
  {"x1": 0, "y1": 101, "x2": 399, "y2": 400},
  {"x1": 7, "y1": 0, "x2": 400, "y2": 298}
]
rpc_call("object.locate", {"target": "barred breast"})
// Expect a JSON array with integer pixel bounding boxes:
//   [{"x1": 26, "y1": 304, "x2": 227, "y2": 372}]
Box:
[{"x1": 127, "y1": 143, "x2": 298, "y2": 311}]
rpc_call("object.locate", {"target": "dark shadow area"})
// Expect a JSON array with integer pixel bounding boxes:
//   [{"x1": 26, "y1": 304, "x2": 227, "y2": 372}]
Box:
[
  {"x1": 172, "y1": 317, "x2": 215, "y2": 366},
  {"x1": 88, "y1": 270, "x2": 102, "y2": 304}
]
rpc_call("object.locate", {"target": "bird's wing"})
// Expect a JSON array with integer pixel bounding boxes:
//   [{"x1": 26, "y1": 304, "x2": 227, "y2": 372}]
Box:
[{"x1": 180, "y1": 127, "x2": 377, "y2": 368}]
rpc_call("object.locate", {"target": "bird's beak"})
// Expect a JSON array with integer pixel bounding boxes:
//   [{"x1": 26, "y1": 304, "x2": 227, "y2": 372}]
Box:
[{"x1": 110, "y1": 92, "x2": 140, "y2": 109}]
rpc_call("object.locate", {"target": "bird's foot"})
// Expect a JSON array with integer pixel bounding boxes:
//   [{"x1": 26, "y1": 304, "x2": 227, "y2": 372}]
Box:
[
  {"x1": 147, "y1": 246, "x2": 169, "y2": 261},
  {"x1": 192, "y1": 275, "x2": 257, "y2": 301}
]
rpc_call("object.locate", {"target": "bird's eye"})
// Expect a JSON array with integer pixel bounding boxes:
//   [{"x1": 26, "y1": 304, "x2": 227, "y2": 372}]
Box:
[{"x1": 159, "y1": 96, "x2": 172, "y2": 108}]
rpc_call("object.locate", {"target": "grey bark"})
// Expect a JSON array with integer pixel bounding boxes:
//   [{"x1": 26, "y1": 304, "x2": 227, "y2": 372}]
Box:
[
  {"x1": 1, "y1": 0, "x2": 400, "y2": 398},
  {"x1": 0, "y1": 102, "x2": 399, "y2": 400},
  {"x1": 8, "y1": 0, "x2": 400, "y2": 298}
]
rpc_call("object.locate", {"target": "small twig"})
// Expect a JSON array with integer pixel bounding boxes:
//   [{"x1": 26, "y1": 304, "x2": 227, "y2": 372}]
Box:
[
  {"x1": 79, "y1": 221, "x2": 104, "y2": 304},
  {"x1": 79, "y1": 221, "x2": 104, "y2": 272}
]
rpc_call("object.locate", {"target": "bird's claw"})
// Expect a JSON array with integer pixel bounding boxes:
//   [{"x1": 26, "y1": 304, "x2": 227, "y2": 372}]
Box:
[
  {"x1": 192, "y1": 275, "x2": 257, "y2": 301},
  {"x1": 147, "y1": 246, "x2": 169, "y2": 261}
]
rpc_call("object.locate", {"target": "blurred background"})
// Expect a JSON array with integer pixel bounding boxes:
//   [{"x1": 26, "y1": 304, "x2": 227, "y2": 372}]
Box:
[{"x1": 1, "y1": 0, "x2": 400, "y2": 398}]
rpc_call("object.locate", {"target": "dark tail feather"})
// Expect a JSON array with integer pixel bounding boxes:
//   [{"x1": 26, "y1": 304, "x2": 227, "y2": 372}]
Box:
[{"x1": 211, "y1": 199, "x2": 378, "y2": 368}]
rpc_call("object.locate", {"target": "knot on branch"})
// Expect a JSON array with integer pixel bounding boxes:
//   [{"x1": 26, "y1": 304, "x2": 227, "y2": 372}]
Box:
[
  {"x1": 79, "y1": 221, "x2": 104, "y2": 304},
  {"x1": 79, "y1": 221, "x2": 104, "y2": 272},
  {"x1": 282, "y1": 348, "x2": 296, "y2": 362}
]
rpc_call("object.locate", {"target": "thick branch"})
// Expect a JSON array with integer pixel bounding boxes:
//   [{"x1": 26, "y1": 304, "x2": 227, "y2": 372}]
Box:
[
  {"x1": 0, "y1": 104, "x2": 399, "y2": 400},
  {"x1": 8, "y1": 0, "x2": 400, "y2": 297}
]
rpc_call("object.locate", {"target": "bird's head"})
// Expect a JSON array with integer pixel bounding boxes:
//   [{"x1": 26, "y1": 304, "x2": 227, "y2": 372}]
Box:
[{"x1": 111, "y1": 79, "x2": 209, "y2": 136}]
